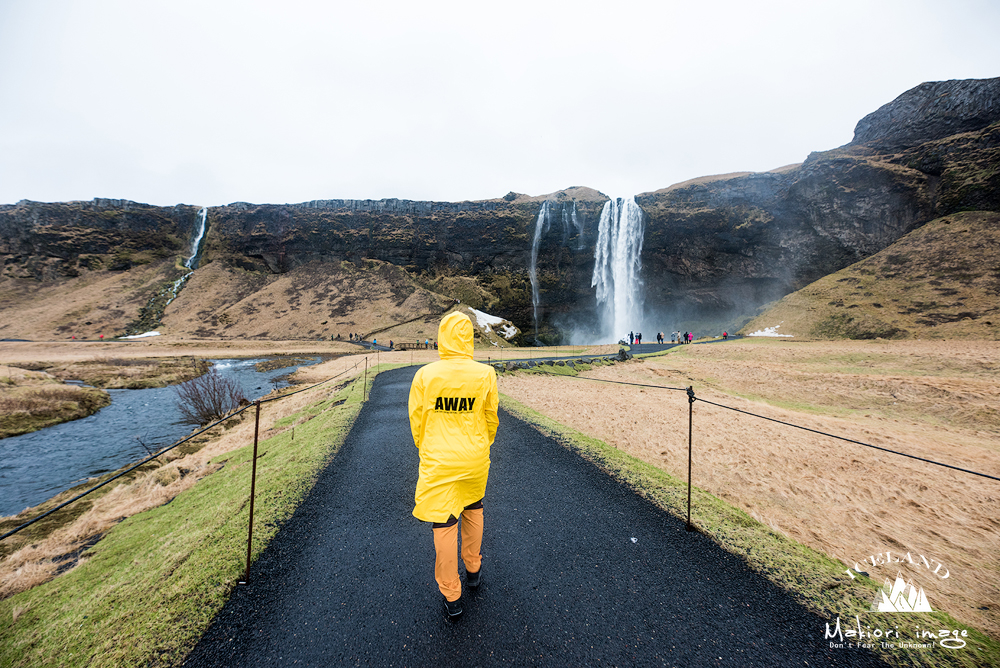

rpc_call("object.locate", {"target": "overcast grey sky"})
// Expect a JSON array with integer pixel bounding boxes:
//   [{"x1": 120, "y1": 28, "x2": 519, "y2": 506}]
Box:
[{"x1": 1, "y1": 0, "x2": 998, "y2": 207}]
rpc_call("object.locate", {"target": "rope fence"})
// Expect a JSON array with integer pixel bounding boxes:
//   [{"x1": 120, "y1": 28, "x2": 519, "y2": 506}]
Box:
[
  {"x1": 531, "y1": 367, "x2": 999, "y2": 482},
  {"x1": 523, "y1": 364, "x2": 999, "y2": 532},
  {"x1": 512, "y1": 365, "x2": 997, "y2": 537}
]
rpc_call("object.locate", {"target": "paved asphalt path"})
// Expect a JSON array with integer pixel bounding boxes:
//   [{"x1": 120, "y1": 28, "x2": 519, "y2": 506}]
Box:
[{"x1": 184, "y1": 365, "x2": 885, "y2": 667}]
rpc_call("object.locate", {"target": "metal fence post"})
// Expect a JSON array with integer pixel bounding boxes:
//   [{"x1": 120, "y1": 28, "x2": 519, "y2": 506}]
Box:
[
  {"x1": 686, "y1": 386, "x2": 695, "y2": 532},
  {"x1": 239, "y1": 400, "x2": 262, "y2": 584}
]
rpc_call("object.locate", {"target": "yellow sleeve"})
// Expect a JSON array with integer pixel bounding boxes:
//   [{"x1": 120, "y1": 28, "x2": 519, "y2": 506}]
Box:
[
  {"x1": 485, "y1": 368, "x2": 499, "y2": 445},
  {"x1": 408, "y1": 369, "x2": 425, "y2": 448}
]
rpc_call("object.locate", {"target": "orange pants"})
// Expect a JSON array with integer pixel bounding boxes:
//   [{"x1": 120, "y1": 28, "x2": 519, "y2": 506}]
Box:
[{"x1": 431, "y1": 503, "x2": 483, "y2": 601}]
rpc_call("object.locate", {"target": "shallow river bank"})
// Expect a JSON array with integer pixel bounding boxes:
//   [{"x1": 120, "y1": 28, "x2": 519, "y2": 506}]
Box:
[{"x1": 0, "y1": 357, "x2": 320, "y2": 517}]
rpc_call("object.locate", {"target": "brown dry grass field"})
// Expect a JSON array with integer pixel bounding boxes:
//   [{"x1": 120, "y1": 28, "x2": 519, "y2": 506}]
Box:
[
  {"x1": 0, "y1": 255, "x2": 470, "y2": 344},
  {"x1": 497, "y1": 338, "x2": 1000, "y2": 640}
]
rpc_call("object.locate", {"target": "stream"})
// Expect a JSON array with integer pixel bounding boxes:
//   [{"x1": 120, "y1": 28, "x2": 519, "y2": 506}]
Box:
[{"x1": 0, "y1": 357, "x2": 321, "y2": 518}]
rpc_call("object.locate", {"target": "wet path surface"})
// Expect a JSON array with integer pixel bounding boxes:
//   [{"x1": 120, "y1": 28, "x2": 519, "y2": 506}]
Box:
[{"x1": 184, "y1": 366, "x2": 884, "y2": 667}]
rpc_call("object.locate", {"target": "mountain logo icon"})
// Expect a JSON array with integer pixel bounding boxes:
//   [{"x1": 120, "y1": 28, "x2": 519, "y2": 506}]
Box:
[{"x1": 872, "y1": 572, "x2": 933, "y2": 612}]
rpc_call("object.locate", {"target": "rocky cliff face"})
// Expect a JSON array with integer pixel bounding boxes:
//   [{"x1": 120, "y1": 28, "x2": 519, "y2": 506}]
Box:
[
  {"x1": 851, "y1": 77, "x2": 1000, "y2": 150},
  {"x1": 633, "y1": 151, "x2": 939, "y2": 329},
  {"x1": 0, "y1": 199, "x2": 203, "y2": 280},
  {"x1": 627, "y1": 77, "x2": 1000, "y2": 333},
  {"x1": 1, "y1": 78, "x2": 997, "y2": 341},
  {"x1": 206, "y1": 187, "x2": 609, "y2": 341}
]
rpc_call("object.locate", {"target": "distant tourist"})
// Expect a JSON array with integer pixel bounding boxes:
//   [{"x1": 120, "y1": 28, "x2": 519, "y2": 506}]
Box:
[{"x1": 723, "y1": 331, "x2": 728, "y2": 340}]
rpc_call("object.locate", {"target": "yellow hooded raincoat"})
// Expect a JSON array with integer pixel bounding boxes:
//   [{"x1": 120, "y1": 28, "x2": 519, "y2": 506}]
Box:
[{"x1": 408, "y1": 312, "x2": 499, "y2": 523}]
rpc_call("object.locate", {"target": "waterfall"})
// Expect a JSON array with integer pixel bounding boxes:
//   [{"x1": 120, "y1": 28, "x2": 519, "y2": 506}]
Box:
[
  {"x1": 529, "y1": 201, "x2": 552, "y2": 336},
  {"x1": 590, "y1": 196, "x2": 644, "y2": 342},
  {"x1": 184, "y1": 207, "x2": 208, "y2": 270},
  {"x1": 123, "y1": 207, "x2": 210, "y2": 336},
  {"x1": 562, "y1": 200, "x2": 583, "y2": 250},
  {"x1": 164, "y1": 207, "x2": 208, "y2": 309}
]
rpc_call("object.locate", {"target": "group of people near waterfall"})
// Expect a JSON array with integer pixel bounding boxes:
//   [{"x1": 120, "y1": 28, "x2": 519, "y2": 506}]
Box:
[{"x1": 629, "y1": 330, "x2": 694, "y2": 344}]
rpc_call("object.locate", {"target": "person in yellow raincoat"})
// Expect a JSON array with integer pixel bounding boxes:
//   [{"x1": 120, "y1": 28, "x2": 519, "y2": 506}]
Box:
[{"x1": 408, "y1": 311, "x2": 499, "y2": 619}]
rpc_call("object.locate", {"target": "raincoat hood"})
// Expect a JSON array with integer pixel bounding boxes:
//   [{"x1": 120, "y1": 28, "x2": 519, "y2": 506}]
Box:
[{"x1": 438, "y1": 312, "x2": 474, "y2": 361}]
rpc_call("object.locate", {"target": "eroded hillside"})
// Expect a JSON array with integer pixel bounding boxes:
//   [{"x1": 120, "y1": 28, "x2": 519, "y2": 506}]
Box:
[{"x1": 741, "y1": 211, "x2": 1000, "y2": 340}]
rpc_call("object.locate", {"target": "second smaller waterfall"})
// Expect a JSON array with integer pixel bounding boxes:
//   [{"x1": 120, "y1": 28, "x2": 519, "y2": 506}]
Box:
[
  {"x1": 529, "y1": 200, "x2": 584, "y2": 338},
  {"x1": 529, "y1": 202, "x2": 552, "y2": 336},
  {"x1": 184, "y1": 207, "x2": 208, "y2": 270},
  {"x1": 122, "y1": 207, "x2": 210, "y2": 336},
  {"x1": 164, "y1": 207, "x2": 208, "y2": 309}
]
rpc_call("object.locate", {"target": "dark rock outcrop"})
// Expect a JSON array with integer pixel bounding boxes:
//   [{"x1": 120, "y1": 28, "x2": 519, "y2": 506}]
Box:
[
  {"x1": 208, "y1": 188, "x2": 608, "y2": 340},
  {"x1": 629, "y1": 77, "x2": 999, "y2": 332},
  {"x1": 851, "y1": 77, "x2": 1000, "y2": 150},
  {"x1": 0, "y1": 199, "x2": 203, "y2": 280}
]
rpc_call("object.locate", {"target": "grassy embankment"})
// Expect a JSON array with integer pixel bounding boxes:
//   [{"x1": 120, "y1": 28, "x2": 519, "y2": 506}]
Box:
[
  {"x1": 0, "y1": 366, "x2": 111, "y2": 438},
  {"x1": 0, "y1": 362, "x2": 376, "y2": 668},
  {"x1": 31, "y1": 356, "x2": 211, "y2": 389},
  {"x1": 741, "y1": 211, "x2": 1000, "y2": 340},
  {"x1": 498, "y1": 349, "x2": 1000, "y2": 668}
]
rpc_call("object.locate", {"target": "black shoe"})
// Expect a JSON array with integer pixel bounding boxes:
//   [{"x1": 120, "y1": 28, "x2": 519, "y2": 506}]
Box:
[
  {"x1": 466, "y1": 567, "x2": 481, "y2": 589},
  {"x1": 443, "y1": 597, "x2": 463, "y2": 620}
]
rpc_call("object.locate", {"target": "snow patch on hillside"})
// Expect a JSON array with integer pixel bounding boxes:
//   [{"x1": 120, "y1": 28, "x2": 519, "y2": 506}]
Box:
[
  {"x1": 470, "y1": 308, "x2": 519, "y2": 340},
  {"x1": 120, "y1": 331, "x2": 162, "y2": 339},
  {"x1": 747, "y1": 325, "x2": 792, "y2": 338}
]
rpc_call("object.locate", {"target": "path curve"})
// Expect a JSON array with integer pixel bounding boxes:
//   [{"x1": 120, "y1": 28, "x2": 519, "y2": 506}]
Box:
[{"x1": 184, "y1": 366, "x2": 885, "y2": 667}]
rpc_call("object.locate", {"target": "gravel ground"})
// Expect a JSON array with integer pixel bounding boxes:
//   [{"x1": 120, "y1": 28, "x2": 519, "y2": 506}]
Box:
[{"x1": 183, "y1": 366, "x2": 887, "y2": 667}]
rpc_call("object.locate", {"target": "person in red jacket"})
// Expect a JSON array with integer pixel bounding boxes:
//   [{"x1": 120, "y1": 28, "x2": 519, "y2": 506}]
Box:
[{"x1": 408, "y1": 311, "x2": 499, "y2": 619}]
